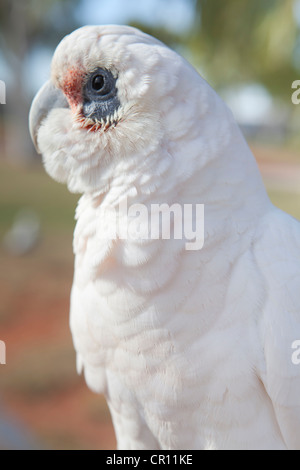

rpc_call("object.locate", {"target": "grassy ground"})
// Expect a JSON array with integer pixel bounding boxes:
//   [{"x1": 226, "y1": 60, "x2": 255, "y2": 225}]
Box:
[
  {"x1": 0, "y1": 145, "x2": 299, "y2": 449},
  {"x1": 268, "y1": 189, "x2": 300, "y2": 219},
  {"x1": 0, "y1": 161, "x2": 77, "y2": 234}
]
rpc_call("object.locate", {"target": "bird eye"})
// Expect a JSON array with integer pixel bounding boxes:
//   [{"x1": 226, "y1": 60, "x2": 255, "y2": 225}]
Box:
[
  {"x1": 83, "y1": 68, "x2": 120, "y2": 122},
  {"x1": 92, "y1": 74, "x2": 105, "y2": 93},
  {"x1": 87, "y1": 69, "x2": 116, "y2": 97}
]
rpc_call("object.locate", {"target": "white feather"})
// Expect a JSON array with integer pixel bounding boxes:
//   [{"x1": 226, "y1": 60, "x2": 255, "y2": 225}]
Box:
[{"x1": 33, "y1": 25, "x2": 300, "y2": 450}]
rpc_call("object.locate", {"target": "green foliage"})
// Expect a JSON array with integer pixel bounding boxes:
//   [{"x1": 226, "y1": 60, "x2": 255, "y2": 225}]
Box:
[
  {"x1": 190, "y1": 0, "x2": 298, "y2": 97},
  {"x1": 132, "y1": 0, "x2": 299, "y2": 100}
]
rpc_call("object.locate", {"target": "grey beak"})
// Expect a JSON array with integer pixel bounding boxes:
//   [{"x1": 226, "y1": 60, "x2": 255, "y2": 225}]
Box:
[{"x1": 29, "y1": 80, "x2": 69, "y2": 154}]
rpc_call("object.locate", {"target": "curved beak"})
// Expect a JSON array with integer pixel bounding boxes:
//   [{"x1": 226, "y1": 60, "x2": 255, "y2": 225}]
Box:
[{"x1": 29, "y1": 81, "x2": 69, "y2": 154}]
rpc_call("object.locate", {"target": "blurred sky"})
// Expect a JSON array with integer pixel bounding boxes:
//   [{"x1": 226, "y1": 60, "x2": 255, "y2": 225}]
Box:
[
  {"x1": 75, "y1": 0, "x2": 195, "y2": 32},
  {"x1": 294, "y1": 0, "x2": 300, "y2": 25},
  {"x1": 23, "y1": 0, "x2": 195, "y2": 96}
]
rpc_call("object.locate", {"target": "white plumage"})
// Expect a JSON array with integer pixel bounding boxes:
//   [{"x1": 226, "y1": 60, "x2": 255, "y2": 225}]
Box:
[{"x1": 29, "y1": 25, "x2": 300, "y2": 450}]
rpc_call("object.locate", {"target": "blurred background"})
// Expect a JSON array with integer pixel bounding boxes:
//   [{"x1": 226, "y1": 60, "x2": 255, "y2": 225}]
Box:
[{"x1": 0, "y1": 0, "x2": 300, "y2": 450}]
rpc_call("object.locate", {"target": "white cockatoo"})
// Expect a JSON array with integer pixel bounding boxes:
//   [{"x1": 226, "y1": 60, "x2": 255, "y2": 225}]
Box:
[{"x1": 29, "y1": 25, "x2": 300, "y2": 450}]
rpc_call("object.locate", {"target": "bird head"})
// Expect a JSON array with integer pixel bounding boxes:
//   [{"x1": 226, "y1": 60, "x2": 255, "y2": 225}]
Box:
[{"x1": 29, "y1": 25, "x2": 230, "y2": 195}]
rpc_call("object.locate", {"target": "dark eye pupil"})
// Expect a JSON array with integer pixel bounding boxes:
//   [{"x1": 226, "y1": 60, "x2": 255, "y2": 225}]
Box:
[{"x1": 92, "y1": 75, "x2": 105, "y2": 91}]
